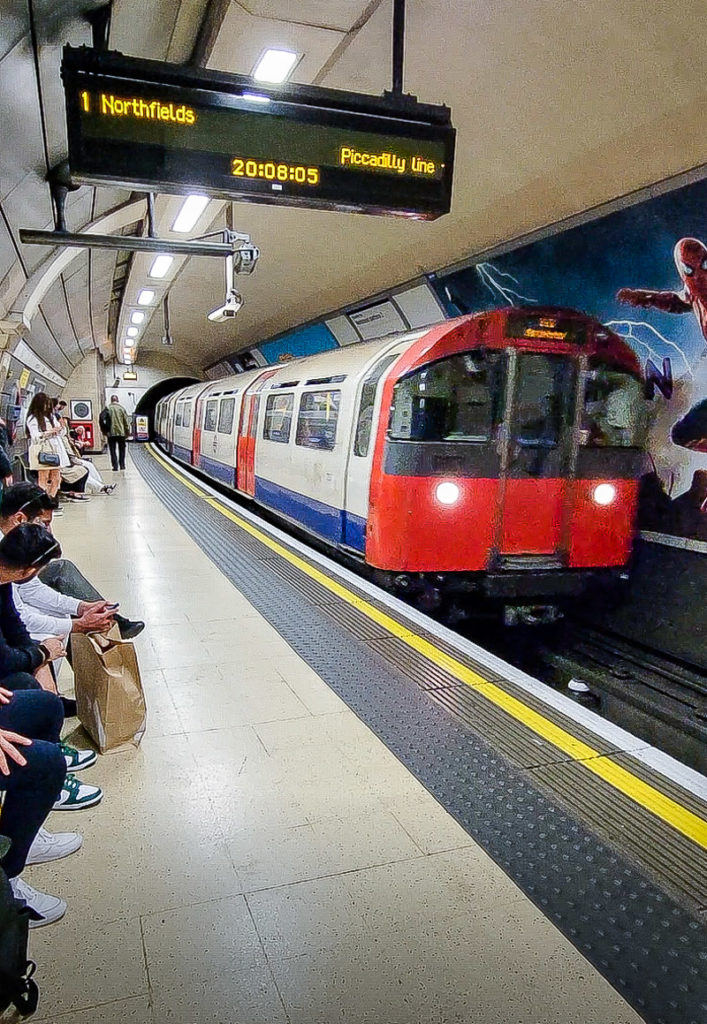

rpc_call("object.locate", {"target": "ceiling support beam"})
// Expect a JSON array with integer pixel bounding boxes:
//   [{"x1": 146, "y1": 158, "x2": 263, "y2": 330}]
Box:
[{"x1": 189, "y1": 0, "x2": 231, "y2": 68}]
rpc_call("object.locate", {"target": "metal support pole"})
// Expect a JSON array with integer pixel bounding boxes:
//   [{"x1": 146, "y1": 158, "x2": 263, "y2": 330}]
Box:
[
  {"x1": 146, "y1": 193, "x2": 157, "y2": 238},
  {"x1": 392, "y1": 0, "x2": 406, "y2": 96},
  {"x1": 85, "y1": 3, "x2": 113, "y2": 51}
]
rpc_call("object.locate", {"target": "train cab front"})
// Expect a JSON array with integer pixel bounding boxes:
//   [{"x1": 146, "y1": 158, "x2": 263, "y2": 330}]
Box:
[{"x1": 365, "y1": 309, "x2": 646, "y2": 619}]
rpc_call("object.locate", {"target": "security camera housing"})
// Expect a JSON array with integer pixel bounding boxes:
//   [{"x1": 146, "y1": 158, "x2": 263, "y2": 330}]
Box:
[{"x1": 207, "y1": 290, "x2": 243, "y2": 323}]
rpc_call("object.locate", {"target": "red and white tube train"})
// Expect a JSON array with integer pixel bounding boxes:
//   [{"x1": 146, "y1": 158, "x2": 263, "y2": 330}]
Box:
[{"x1": 155, "y1": 307, "x2": 647, "y2": 618}]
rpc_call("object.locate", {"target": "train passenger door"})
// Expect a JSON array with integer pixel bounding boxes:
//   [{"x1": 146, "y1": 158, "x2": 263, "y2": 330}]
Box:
[
  {"x1": 494, "y1": 351, "x2": 577, "y2": 562},
  {"x1": 237, "y1": 371, "x2": 276, "y2": 496},
  {"x1": 237, "y1": 395, "x2": 260, "y2": 495}
]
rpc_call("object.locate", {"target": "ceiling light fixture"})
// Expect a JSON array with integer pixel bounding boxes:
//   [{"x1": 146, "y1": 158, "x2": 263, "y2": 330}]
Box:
[
  {"x1": 130, "y1": 311, "x2": 145, "y2": 324},
  {"x1": 126, "y1": 326, "x2": 139, "y2": 338},
  {"x1": 124, "y1": 339, "x2": 135, "y2": 347},
  {"x1": 149, "y1": 254, "x2": 174, "y2": 278},
  {"x1": 172, "y1": 194, "x2": 209, "y2": 233},
  {"x1": 242, "y1": 92, "x2": 271, "y2": 104},
  {"x1": 137, "y1": 289, "x2": 155, "y2": 305},
  {"x1": 252, "y1": 48, "x2": 298, "y2": 83}
]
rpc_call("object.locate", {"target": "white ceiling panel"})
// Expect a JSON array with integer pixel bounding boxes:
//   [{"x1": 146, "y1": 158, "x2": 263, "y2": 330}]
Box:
[
  {"x1": 240, "y1": 1, "x2": 373, "y2": 33},
  {"x1": 208, "y1": 3, "x2": 346, "y2": 81},
  {"x1": 0, "y1": 38, "x2": 45, "y2": 203}
]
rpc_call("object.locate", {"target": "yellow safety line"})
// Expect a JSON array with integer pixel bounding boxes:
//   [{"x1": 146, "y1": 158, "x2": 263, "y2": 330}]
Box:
[{"x1": 147, "y1": 445, "x2": 707, "y2": 849}]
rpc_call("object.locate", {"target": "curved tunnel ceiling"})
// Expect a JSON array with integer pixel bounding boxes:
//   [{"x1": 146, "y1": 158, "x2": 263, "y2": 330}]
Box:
[{"x1": 2, "y1": 1, "x2": 707, "y2": 379}]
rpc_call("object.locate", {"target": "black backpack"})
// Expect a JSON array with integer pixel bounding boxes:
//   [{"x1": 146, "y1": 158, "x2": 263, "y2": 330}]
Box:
[
  {"x1": 99, "y1": 407, "x2": 111, "y2": 435},
  {"x1": 0, "y1": 838, "x2": 39, "y2": 1017}
]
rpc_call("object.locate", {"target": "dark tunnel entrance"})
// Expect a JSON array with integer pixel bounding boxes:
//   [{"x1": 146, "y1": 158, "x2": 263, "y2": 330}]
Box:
[{"x1": 134, "y1": 376, "x2": 199, "y2": 439}]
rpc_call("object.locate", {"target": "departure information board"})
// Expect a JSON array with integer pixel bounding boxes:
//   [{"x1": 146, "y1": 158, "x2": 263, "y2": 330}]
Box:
[{"x1": 62, "y1": 47, "x2": 455, "y2": 220}]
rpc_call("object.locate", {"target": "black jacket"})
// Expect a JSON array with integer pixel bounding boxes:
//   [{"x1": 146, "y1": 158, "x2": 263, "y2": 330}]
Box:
[{"x1": 0, "y1": 584, "x2": 44, "y2": 677}]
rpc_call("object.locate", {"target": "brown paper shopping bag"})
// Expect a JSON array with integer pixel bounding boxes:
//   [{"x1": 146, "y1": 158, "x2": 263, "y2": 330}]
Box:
[{"x1": 71, "y1": 632, "x2": 147, "y2": 753}]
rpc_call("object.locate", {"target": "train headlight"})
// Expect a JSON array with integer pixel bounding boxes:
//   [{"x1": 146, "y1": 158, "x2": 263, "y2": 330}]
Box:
[
  {"x1": 435, "y1": 481, "x2": 460, "y2": 505},
  {"x1": 593, "y1": 483, "x2": 616, "y2": 506}
]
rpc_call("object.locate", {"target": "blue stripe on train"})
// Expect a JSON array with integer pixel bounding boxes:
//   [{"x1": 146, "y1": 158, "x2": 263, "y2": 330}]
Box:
[
  {"x1": 172, "y1": 443, "x2": 192, "y2": 463},
  {"x1": 199, "y1": 454, "x2": 236, "y2": 486},
  {"x1": 255, "y1": 476, "x2": 366, "y2": 552}
]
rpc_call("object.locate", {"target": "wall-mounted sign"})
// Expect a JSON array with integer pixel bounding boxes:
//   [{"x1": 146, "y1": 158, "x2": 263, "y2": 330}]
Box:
[
  {"x1": 123, "y1": 370, "x2": 138, "y2": 380},
  {"x1": 70, "y1": 399, "x2": 93, "y2": 420},
  {"x1": 18, "y1": 369, "x2": 30, "y2": 389},
  {"x1": 62, "y1": 47, "x2": 455, "y2": 220}
]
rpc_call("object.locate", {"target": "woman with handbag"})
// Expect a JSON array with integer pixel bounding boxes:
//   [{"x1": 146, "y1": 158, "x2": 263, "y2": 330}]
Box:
[{"x1": 25, "y1": 395, "x2": 69, "y2": 497}]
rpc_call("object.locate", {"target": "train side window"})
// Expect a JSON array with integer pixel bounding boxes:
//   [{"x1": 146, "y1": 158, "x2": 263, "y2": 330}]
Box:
[
  {"x1": 264, "y1": 393, "x2": 294, "y2": 443},
  {"x1": 389, "y1": 351, "x2": 501, "y2": 442},
  {"x1": 183, "y1": 402, "x2": 192, "y2": 429},
  {"x1": 217, "y1": 397, "x2": 235, "y2": 434},
  {"x1": 581, "y1": 367, "x2": 647, "y2": 447},
  {"x1": 204, "y1": 399, "x2": 218, "y2": 432},
  {"x1": 354, "y1": 354, "x2": 398, "y2": 457},
  {"x1": 175, "y1": 402, "x2": 183, "y2": 427},
  {"x1": 296, "y1": 390, "x2": 340, "y2": 451}
]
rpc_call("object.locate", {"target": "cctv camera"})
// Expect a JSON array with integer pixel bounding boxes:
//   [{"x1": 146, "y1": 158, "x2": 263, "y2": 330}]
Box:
[
  {"x1": 233, "y1": 246, "x2": 260, "y2": 275},
  {"x1": 207, "y1": 290, "x2": 243, "y2": 323}
]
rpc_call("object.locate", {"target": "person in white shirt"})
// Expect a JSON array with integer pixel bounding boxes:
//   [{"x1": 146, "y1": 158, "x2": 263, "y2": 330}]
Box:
[{"x1": 0, "y1": 483, "x2": 144, "y2": 642}]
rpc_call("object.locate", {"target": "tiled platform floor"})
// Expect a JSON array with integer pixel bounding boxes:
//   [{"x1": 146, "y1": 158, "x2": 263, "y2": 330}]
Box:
[{"x1": 24, "y1": 454, "x2": 644, "y2": 1023}]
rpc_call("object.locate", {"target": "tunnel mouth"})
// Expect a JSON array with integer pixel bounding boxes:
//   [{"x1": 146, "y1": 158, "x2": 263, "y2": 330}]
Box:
[{"x1": 134, "y1": 376, "x2": 199, "y2": 438}]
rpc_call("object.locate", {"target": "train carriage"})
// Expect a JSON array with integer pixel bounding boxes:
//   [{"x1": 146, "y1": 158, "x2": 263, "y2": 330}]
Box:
[{"x1": 157, "y1": 307, "x2": 646, "y2": 619}]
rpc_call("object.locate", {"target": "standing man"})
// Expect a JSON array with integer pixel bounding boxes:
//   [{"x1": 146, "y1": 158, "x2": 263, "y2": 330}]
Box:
[{"x1": 101, "y1": 395, "x2": 130, "y2": 472}]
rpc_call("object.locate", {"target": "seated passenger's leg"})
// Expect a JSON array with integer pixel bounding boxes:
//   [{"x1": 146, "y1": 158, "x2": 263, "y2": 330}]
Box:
[
  {"x1": 39, "y1": 558, "x2": 103, "y2": 602},
  {"x1": 39, "y1": 559, "x2": 145, "y2": 639},
  {"x1": 0, "y1": 691, "x2": 65, "y2": 879},
  {"x1": 0, "y1": 671, "x2": 41, "y2": 692}
]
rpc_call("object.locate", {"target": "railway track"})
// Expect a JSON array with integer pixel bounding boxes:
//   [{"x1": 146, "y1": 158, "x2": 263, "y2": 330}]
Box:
[{"x1": 532, "y1": 623, "x2": 707, "y2": 773}]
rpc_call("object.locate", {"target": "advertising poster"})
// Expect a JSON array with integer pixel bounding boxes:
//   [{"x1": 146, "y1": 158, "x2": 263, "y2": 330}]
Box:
[{"x1": 430, "y1": 179, "x2": 707, "y2": 542}]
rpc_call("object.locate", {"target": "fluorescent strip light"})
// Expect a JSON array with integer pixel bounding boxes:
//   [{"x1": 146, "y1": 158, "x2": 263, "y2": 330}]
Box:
[
  {"x1": 172, "y1": 194, "x2": 209, "y2": 233},
  {"x1": 126, "y1": 327, "x2": 139, "y2": 338},
  {"x1": 252, "y1": 48, "x2": 298, "y2": 83},
  {"x1": 124, "y1": 340, "x2": 135, "y2": 347},
  {"x1": 242, "y1": 92, "x2": 271, "y2": 104},
  {"x1": 130, "y1": 311, "x2": 145, "y2": 324},
  {"x1": 149, "y1": 254, "x2": 174, "y2": 278},
  {"x1": 137, "y1": 289, "x2": 155, "y2": 305}
]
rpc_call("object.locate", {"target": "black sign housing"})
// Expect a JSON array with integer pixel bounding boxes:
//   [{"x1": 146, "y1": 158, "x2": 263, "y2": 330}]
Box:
[{"x1": 62, "y1": 47, "x2": 455, "y2": 220}]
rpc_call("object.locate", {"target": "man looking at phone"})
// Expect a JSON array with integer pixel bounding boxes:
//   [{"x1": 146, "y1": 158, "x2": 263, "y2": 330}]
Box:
[{"x1": 0, "y1": 483, "x2": 144, "y2": 641}]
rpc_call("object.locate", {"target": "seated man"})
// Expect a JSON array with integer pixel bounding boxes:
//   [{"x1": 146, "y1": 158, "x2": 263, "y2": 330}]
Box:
[
  {"x1": 0, "y1": 524, "x2": 103, "y2": 812},
  {"x1": 0, "y1": 483, "x2": 144, "y2": 640},
  {"x1": 0, "y1": 685, "x2": 75, "y2": 927}
]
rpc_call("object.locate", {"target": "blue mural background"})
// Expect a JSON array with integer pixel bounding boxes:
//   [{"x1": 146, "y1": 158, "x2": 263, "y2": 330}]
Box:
[
  {"x1": 257, "y1": 321, "x2": 337, "y2": 364},
  {"x1": 428, "y1": 177, "x2": 707, "y2": 541},
  {"x1": 430, "y1": 180, "x2": 707, "y2": 375}
]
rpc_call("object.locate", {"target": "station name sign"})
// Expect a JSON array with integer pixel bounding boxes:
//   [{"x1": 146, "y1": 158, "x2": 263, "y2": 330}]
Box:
[{"x1": 62, "y1": 47, "x2": 455, "y2": 220}]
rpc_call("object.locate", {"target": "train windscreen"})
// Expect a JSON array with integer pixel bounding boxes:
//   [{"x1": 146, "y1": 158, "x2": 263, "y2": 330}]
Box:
[
  {"x1": 581, "y1": 367, "x2": 648, "y2": 447},
  {"x1": 388, "y1": 350, "x2": 503, "y2": 442}
]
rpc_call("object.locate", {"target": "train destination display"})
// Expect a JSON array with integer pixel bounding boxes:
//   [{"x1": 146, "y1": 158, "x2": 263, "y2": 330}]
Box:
[{"x1": 62, "y1": 48, "x2": 455, "y2": 220}]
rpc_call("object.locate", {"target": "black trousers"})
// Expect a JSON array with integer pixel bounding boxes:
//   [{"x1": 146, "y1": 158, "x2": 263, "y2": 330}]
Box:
[{"x1": 108, "y1": 435, "x2": 126, "y2": 470}]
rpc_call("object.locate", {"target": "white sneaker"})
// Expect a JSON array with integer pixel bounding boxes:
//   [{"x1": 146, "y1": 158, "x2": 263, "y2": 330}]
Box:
[
  {"x1": 26, "y1": 827, "x2": 83, "y2": 865},
  {"x1": 10, "y1": 876, "x2": 67, "y2": 928}
]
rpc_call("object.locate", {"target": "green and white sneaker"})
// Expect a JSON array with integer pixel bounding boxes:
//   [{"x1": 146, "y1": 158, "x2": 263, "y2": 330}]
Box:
[
  {"x1": 53, "y1": 773, "x2": 103, "y2": 811},
  {"x1": 60, "y1": 741, "x2": 97, "y2": 772}
]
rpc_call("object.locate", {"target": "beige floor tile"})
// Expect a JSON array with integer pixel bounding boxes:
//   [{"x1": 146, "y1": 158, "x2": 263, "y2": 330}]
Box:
[
  {"x1": 274, "y1": 656, "x2": 349, "y2": 716},
  {"x1": 34, "y1": 994, "x2": 152, "y2": 1024},
  {"x1": 269, "y1": 898, "x2": 644, "y2": 1024},
  {"x1": 228, "y1": 809, "x2": 422, "y2": 891},
  {"x1": 141, "y1": 898, "x2": 287, "y2": 1024},
  {"x1": 388, "y1": 791, "x2": 478, "y2": 854},
  {"x1": 172, "y1": 674, "x2": 309, "y2": 731},
  {"x1": 246, "y1": 848, "x2": 521, "y2": 960},
  {"x1": 28, "y1": 915, "x2": 148, "y2": 1019}
]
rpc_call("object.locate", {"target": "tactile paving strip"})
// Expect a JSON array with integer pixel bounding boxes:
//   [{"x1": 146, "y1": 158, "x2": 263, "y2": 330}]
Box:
[{"x1": 135, "y1": 448, "x2": 707, "y2": 1024}]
